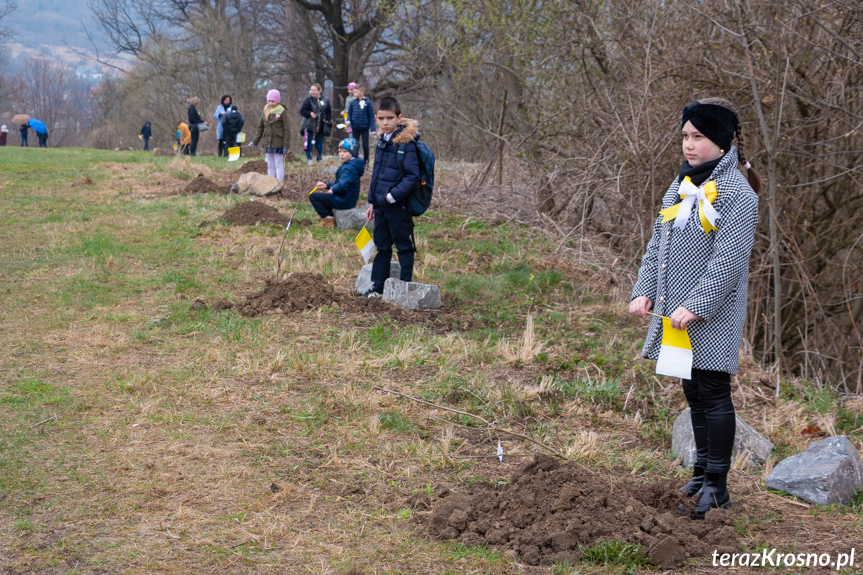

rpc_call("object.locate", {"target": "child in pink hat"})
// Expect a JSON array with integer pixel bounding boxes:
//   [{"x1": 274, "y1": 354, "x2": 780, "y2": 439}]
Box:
[
  {"x1": 343, "y1": 82, "x2": 358, "y2": 128},
  {"x1": 249, "y1": 89, "x2": 290, "y2": 182}
]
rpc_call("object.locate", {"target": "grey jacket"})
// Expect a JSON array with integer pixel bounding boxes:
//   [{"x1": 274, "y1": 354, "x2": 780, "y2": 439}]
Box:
[{"x1": 631, "y1": 147, "x2": 759, "y2": 374}]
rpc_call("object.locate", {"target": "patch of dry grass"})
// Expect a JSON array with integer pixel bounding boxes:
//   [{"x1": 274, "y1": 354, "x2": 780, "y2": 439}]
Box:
[{"x1": 1, "y1": 148, "x2": 861, "y2": 574}]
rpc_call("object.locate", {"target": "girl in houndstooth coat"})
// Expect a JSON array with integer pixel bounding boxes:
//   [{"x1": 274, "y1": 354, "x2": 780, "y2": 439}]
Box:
[{"x1": 630, "y1": 98, "x2": 762, "y2": 518}]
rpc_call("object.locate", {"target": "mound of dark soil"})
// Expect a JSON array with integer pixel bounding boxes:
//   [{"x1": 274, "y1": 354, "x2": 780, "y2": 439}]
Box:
[
  {"x1": 220, "y1": 201, "x2": 290, "y2": 226},
  {"x1": 183, "y1": 174, "x2": 230, "y2": 195},
  {"x1": 234, "y1": 160, "x2": 268, "y2": 175},
  {"x1": 237, "y1": 273, "x2": 341, "y2": 315},
  {"x1": 237, "y1": 272, "x2": 397, "y2": 316},
  {"x1": 429, "y1": 455, "x2": 741, "y2": 568}
]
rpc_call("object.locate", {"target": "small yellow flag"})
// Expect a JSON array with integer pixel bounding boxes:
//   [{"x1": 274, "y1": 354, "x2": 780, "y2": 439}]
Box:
[
  {"x1": 227, "y1": 146, "x2": 241, "y2": 161},
  {"x1": 656, "y1": 317, "x2": 693, "y2": 379},
  {"x1": 355, "y1": 225, "x2": 376, "y2": 263},
  {"x1": 236, "y1": 132, "x2": 246, "y2": 143}
]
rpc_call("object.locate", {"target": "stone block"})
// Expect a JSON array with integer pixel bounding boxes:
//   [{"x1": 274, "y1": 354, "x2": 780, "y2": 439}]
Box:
[
  {"x1": 334, "y1": 207, "x2": 368, "y2": 229},
  {"x1": 671, "y1": 408, "x2": 774, "y2": 468},
  {"x1": 236, "y1": 172, "x2": 282, "y2": 197},
  {"x1": 382, "y1": 278, "x2": 442, "y2": 310},
  {"x1": 766, "y1": 436, "x2": 863, "y2": 505},
  {"x1": 354, "y1": 262, "x2": 401, "y2": 295}
]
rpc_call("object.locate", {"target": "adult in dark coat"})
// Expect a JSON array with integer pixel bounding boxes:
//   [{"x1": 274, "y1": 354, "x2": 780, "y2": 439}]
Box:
[
  {"x1": 187, "y1": 97, "x2": 206, "y2": 155},
  {"x1": 299, "y1": 83, "x2": 332, "y2": 165},
  {"x1": 222, "y1": 106, "x2": 244, "y2": 152},
  {"x1": 19, "y1": 124, "x2": 29, "y2": 147},
  {"x1": 140, "y1": 121, "x2": 152, "y2": 151}
]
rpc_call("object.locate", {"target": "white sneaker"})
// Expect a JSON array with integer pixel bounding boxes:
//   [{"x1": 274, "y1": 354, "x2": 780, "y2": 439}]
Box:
[
  {"x1": 363, "y1": 288, "x2": 382, "y2": 299},
  {"x1": 307, "y1": 159, "x2": 314, "y2": 166}
]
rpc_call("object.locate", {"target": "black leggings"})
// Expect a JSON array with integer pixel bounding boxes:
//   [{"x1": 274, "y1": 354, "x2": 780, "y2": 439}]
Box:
[{"x1": 682, "y1": 369, "x2": 735, "y2": 474}]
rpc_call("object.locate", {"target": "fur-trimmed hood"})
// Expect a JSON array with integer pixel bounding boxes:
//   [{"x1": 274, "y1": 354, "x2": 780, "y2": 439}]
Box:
[{"x1": 377, "y1": 118, "x2": 419, "y2": 145}]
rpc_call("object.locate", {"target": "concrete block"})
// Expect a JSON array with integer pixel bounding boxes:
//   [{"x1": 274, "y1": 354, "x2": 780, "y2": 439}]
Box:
[
  {"x1": 383, "y1": 278, "x2": 442, "y2": 310},
  {"x1": 355, "y1": 262, "x2": 401, "y2": 295},
  {"x1": 334, "y1": 207, "x2": 368, "y2": 229}
]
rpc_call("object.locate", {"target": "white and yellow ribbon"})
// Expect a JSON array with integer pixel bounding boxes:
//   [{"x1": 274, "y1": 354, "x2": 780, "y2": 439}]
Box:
[{"x1": 658, "y1": 176, "x2": 720, "y2": 234}]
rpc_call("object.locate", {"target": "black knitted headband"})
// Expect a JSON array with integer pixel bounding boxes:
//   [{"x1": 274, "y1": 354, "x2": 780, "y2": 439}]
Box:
[{"x1": 680, "y1": 101, "x2": 739, "y2": 152}]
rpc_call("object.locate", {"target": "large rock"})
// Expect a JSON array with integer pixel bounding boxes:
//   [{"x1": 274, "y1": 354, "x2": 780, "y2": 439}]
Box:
[
  {"x1": 236, "y1": 172, "x2": 282, "y2": 197},
  {"x1": 766, "y1": 436, "x2": 863, "y2": 505},
  {"x1": 383, "y1": 278, "x2": 442, "y2": 310},
  {"x1": 334, "y1": 207, "x2": 368, "y2": 230},
  {"x1": 354, "y1": 262, "x2": 401, "y2": 295},
  {"x1": 671, "y1": 408, "x2": 774, "y2": 468}
]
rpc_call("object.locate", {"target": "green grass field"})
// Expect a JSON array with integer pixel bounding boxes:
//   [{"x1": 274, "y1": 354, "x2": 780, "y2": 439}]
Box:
[{"x1": 0, "y1": 147, "x2": 861, "y2": 574}]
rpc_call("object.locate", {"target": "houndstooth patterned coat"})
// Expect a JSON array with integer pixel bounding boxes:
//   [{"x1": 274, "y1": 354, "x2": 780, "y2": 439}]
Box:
[{"x1": 631, "y1": 147, "x2": 759, "y2": 375}]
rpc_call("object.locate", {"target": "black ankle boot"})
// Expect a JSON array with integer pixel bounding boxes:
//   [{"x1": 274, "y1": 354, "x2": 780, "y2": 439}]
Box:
[
  {"x1": 679, "y1": 466, "x2": 706, "y2": 497},
  {"x1": 691, "y1": 472, "x2": 731, "y2": 519}
]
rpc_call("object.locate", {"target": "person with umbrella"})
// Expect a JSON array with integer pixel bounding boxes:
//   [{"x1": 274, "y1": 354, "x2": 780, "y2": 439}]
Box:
[
  {"x1": 29, "y1": 119, "x2": 48, "y2": 147},
  {"x1": 12, "y1": 114, "x2": 30, "y2": 147}
]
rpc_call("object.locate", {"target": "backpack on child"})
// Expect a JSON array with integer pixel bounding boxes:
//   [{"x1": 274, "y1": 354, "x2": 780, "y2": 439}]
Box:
[
  {"x1": 397, "y1": 138, "x2": 435, "y2": 216},
  {"x1": 223, "y1": 108, "x2": 244, "y2": 133}
]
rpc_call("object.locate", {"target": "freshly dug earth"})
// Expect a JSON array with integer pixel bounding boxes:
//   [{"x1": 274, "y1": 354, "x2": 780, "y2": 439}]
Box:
[
  {"x1": 220, "y1": 201, "x2": 290, "y2": 226},
  {"x1": 183, "y1": 174, "x2": 230, "y2": 195},
  {"x1": 233, "y1": 160, "x2": 268, "y2": 175},
  {"x1": 237, "y1": 272, "x2": 397, "y2": 316},
  {"x1": 234, "y1": 273, "x2": 475, "y2": 331},
  {"x1": 429, "y1": 455, "x2": 741, "y2": 568}
]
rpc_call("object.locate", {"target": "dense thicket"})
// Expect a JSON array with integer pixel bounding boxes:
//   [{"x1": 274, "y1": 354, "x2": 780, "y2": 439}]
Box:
[{"x1": 396, "y1": 0, "x2": 863, "y2": 389}]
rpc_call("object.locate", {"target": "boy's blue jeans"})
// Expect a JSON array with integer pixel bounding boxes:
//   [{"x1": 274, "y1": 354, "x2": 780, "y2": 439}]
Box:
[
  {"x1": 371, "y1": 205, "x2": 415, "y2": 292},
  {"x1": 309, "y1": 192, "x2": 335, "y2": 218}
]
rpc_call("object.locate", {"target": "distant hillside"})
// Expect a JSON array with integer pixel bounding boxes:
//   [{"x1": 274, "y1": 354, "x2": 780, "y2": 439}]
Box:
[{"x1": 4, "y1": 0, "x2": 115, "y2": 71}]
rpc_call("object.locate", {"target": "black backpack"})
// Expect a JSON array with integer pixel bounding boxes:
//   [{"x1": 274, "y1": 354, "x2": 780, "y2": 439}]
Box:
[
  {"x1": 397, "y1": 139, "x2": 435, "y2": 216},
  {"x1": 223, "y1": 108, "x2": 244, "y2": 133}
]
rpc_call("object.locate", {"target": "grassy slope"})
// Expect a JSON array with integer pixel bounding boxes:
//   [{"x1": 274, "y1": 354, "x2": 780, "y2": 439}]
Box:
[{"x1": 0, "y1": 147, "x2": 861, "y2": 574}]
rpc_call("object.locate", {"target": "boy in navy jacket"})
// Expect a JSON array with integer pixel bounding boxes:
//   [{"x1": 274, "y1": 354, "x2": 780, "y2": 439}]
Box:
[
  {"x1": 346, "y1": 84, "x2": 376, "y2": 163},
  {"x1": 311, "y1": 138, "x2": 365, "y2": 227},
  {"x1": 363, "y1": 97, "x2": 420, "y2": 297}
]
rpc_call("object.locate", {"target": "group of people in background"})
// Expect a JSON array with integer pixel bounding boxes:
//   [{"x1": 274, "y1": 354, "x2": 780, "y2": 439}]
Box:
[
  {"x1": 9, "y1": 121, "x2": 48, "y2": 147},
  {"x1": 131, "y1": 82, "x2": 375, "y2": 164}
]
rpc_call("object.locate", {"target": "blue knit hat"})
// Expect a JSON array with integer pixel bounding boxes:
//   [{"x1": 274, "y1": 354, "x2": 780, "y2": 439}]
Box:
[{"x1": 339, "y1": 137, "x2": 359, "y2": 157}]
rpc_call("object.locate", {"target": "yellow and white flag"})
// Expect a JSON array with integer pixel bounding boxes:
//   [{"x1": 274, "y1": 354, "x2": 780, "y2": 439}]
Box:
[
  {"x1": 227, "y1": 146, "x2": 241, "y2": 161},
  {"x1": 656, "y1": 317, "x2": 693, "y2": 379},
  {"x1": 236, "y1": 132, "x2": 246, "y2": 143},
  {"x1": 355, "y1": 225, "x2": 376, "y2": 263}
]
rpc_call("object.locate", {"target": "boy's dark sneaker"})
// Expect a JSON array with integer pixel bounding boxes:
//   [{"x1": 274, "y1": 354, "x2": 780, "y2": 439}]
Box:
[{"x1": 363, "y1": 288, "x2": 382, "y2": 299}]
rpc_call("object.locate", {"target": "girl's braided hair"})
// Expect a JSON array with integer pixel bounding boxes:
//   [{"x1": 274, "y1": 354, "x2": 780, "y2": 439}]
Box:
[{"x1": 698, "y1": 97, "x2": 762, "y2": 194}]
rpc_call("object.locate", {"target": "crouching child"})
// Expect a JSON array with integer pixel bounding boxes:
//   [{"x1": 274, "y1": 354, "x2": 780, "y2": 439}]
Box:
[
  {"x1": 363, "y1": 97, "x2": 420, "y2": 298},
  {"x1": 311, "y1": 137, "x2": 365, "y2": 227}
]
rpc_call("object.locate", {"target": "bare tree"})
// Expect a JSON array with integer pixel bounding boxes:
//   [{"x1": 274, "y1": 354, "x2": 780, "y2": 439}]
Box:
[{"x1": 285, "y1": 0, "x2": 397, "y2": 110}]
